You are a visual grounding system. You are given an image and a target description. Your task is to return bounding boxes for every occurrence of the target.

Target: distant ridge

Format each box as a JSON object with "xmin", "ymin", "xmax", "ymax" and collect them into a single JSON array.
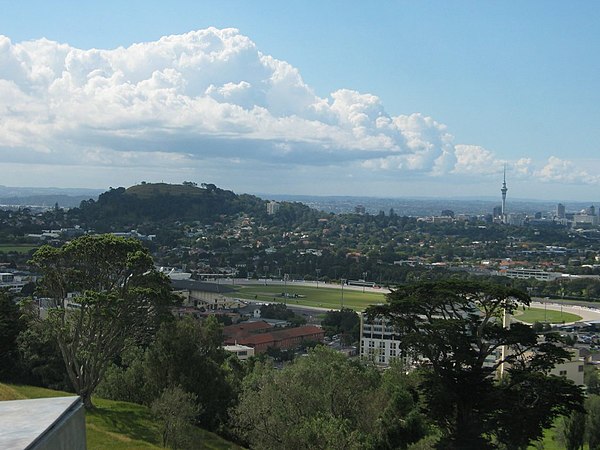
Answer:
[{"xmin": 0, "ymin": 185, "xmax": 103, "ymax": 197}]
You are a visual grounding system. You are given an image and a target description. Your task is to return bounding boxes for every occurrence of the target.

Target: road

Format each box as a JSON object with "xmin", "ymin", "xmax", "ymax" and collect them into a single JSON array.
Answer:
[{"xmin": 226, "ymin": 278, "xmax": 391, "ymax": 294}]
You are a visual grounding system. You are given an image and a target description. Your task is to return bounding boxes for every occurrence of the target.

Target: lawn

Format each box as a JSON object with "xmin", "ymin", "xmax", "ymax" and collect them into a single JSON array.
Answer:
[
  {"xmin": 0, "ymin": 244, "xmax": 39, "ymax": 254},
  {"xmin": 228, "ymin": 284, "xmax": 387, "ymax": 311},
  {"xmin": 514, "ymin": 307, "xmax": 582, "ymax": 324},
  {"xmin": 0, "ymin": 383, "xmax": 241, "ymax": 450}
]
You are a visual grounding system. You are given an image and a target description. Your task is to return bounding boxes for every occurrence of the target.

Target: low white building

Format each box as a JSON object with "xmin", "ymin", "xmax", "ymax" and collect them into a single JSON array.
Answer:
[
  {"xmin": 504, "ymin": 268, "xmax": 559, "ymax": 281},
  {"xmin": 171, "ymin": 279, "xmax": 243, "ymax": 310},
  {"xmin": 223, "ymin": 344, "xmax": 255, "ymax": 360}
]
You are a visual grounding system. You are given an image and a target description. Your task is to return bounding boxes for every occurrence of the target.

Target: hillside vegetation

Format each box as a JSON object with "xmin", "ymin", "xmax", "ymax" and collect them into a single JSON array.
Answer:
[
  {"xmin": 71, "ymin": 182, "xmax": 267, "ymax": 230},
  {"xmin": 0, "ymin": 383, "xmax": 241, "ymax": 450}
]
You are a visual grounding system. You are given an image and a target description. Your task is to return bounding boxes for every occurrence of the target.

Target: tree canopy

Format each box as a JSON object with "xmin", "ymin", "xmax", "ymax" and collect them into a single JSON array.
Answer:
[
  {"xmin": 232, "ymin": 346, "xmax": 427, "ymax": 450},
  {"xmin": 28, "ymin": 234, "xmax": 175, "ymax": 408},
  {"xmin": 366, "ymin": 279, "xmax": 583, "ymax": 449}
]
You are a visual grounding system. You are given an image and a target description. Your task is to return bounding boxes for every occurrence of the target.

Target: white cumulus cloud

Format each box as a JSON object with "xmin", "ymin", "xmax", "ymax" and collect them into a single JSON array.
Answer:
[
  {"xmin": 2, "ymin": 26, "xmax": 593, "ymax": 192},
  {"xmin": 535, "ymin": 156, "xmax": 600, "ymax": 185}
]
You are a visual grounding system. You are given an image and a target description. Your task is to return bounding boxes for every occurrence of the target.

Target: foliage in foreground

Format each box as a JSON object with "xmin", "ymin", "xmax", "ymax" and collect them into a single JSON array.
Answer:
[
  {"xmin": 151, "ymin": 386, "xmax": 200, "ymax": 449},
  {"xmin": 27, "ymin": 234, "xmax": 176, "ymax": 408},
  {"xmin": 367, "ymin": 280, "xmax": 584, "ymax": 449},
  {"xmin": 97, "ymin": 316, "xmax": 243, "ymax": 433},
  {"xmin": 232, "ymin": 346, "xmax": 427, "ymax": 450}
]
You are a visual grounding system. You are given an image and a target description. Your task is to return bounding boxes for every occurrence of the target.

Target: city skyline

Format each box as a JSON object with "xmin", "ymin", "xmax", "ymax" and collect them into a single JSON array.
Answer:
[{"xmin": 1, "ymin": 2, "xmax": 600, "ymax": 201}]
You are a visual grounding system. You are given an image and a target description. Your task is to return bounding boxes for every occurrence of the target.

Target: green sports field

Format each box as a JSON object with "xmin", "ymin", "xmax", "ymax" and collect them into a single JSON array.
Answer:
[
  {"xmin": 513, "ymin": 307, "xmax": 581, "ymax": 324},
  {"xmin": 229, "ymin": 284, "xmax": 387, "ymax": 311},
  {"xmin": 0, "ymin": 244, "xmax": 39, "ymax": 254},
  {"xmin": 228, "ymin": 285, "xmax": 587, "ymax": 324}
]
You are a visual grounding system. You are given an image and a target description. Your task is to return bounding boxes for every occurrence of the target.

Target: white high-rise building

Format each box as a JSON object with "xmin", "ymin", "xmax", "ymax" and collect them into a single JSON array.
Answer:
[
  {"xmin": 266, "ymin": 201, "xmax": 280, "ymax": 215},
  {"xmin": 359, "ymin": 314, "xmax": 410, "ymax": 366}
]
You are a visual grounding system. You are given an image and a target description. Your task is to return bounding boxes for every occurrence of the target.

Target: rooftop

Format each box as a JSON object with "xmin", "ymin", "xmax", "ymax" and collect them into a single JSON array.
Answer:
[{"xmin": 0, "ymin": 396, "xmax": 83, "ymax": 449}]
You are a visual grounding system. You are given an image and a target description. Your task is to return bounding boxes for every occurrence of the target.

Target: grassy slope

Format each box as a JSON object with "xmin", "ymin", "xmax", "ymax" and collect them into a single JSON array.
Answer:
[{"xmin": 0, "ymin": 384, "xmax": 241, "ymax": 450}]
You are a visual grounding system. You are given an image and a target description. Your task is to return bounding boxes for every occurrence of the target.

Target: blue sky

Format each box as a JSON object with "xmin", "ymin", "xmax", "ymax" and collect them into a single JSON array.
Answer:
[{"xmin": 1, "ymin": 1, "xmax": 599, "ymax": 201}]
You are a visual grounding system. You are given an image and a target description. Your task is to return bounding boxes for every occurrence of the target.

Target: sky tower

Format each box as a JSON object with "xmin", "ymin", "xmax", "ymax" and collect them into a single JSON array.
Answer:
[{"xmin": 501, "ymin": 165, "xmax": 508, "ymax": 218}]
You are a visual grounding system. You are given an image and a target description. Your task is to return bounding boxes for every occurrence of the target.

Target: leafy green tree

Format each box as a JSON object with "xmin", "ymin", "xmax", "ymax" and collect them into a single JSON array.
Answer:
[
  {"xmin": 494, "ymin": 371, "xmax": 583, "ymax": 449},
  {"xmin": 151, "ymin": 385, "xmax": 199, "ymax": 449},
  {"xmin": 16, "ymin": 320, "xmax": 71, "ymax": 390},
  {"xmin": 232, "ymin": 346, "xmax": 426, "ymax": 450},
  {"xmin": 95, "ymin": 344, "xmax": 152, "ymax": 405},
  {"xmin": 585, "ymin": 365, "xmax": 600, "ymax": 395},
  {"xmin": 557, "ymin": 410, "xmax": 585, "ymax": 450},
  {"xmin": 28, "ymin": 234, "xmax": 175, "ymax": 408},
  {"xmin": 373, "ymin": 362, "xmax": 429, "ymax": 449},
  {"xmin": 260, "ymin": 303, "xmax": 306, "ymax": 325},
  {"xmin": 0, "ymin": 292, "xmax": 24, "ymax": 381},
  {"xmin": 321, "ymin": 308, "xmax": 360, "ymax": 344},
  {"xmin": 143, "ymin": 316, "xmax": 236, "ymax": 431},
  {"xmin": 586, "ymin": 395, "xmax": 600, "ymax": 450},
  {"xmin": 366, "ymin": 280, "xmax": 583, "ymax": 449}
]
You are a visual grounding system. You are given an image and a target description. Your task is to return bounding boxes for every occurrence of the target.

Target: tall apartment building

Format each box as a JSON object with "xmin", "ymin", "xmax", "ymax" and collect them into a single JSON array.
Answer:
[
  {"xmin": 359, "ymin": 314, "xmax": 409, "ymax": 366},
  {"xmin": 266, "ymin": 201, "xmax": 280, "ymax": 215}
]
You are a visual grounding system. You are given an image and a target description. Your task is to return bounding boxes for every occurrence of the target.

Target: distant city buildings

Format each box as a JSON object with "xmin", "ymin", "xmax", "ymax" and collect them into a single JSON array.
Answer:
[
  {"xmin": 573, "ymin": 206, "xmax": 598, "ymax": 227},
  {"xmin": 493, "ymin": 205, "xmax": 502, "ymax": 221},
  {"xmin": 354, "ymin": 204, "xmax": 366, "ymax": 215},
  {"xmin": 557, "ymin": 203, "xmax": 566, "ymax": 219},
  {"xmin": 266, "ymin": 201, "xmax": 280, "ymax": 215}
]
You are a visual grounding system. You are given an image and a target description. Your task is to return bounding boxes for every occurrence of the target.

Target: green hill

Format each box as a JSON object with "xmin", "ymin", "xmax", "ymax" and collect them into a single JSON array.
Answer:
[
  {"xmin": 0, "ymin": 383, "xmax": 241, "ymax": 450},
  {"xmin": 70, "ymin": 182, "xmax": 267, "ymax": 230}
]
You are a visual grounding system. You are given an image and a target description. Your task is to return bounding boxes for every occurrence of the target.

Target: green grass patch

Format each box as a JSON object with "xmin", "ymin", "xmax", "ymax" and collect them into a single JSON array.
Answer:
[
  {"xmin": 229, "ymin": 284, "xmax": 386, "ymax": 311},
  {"xmin": 514, "ymin": 307, "xmax": 582, "ymax": 324},
  {"xmin": 0, "ymin": 244, "xmax": 39, "ymax": 254},
  {"xmin": 0, "ymin": 383, "xmax": 241, "ymax": 449}
]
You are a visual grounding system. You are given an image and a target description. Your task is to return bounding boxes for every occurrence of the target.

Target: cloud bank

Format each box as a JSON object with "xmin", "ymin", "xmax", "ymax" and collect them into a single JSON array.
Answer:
[{"xmin": 0, "ymin": 28, "xmax": 595, "ymax": 191}]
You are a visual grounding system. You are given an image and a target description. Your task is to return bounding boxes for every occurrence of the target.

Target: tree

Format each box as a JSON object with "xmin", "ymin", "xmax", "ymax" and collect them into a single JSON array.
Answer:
[
  {"xmin": 321, "ymin": 308, "xmax": 360, "ymax": 344},
  {"xmin": 260, "ymin": 303, "xmax": 306, "ymax": 326},
  {"xmin": 585, "ymin": 365, "xmax": 600, "ymax": 395},
  {"xmin": 366, "ymin": 280, "xmax": 583, "ymax": 449},
  {"xmin": 151, "ymin": 386, "xmax": 199, "ymax": 449},
  {"xmin": 0, "ymin": 292, "xmax": 24, "ymax": 381},
  {"xmin": 557, "ymin": 410, "xmax": 585, "ymax": 450},
  {"xmin": 232, "ymin": 346, "xmax": 426, "ymax": 449},
  {"xmin": 143, "ymin": 316, "xmax": 236, "ymax": 430},
  {"xmin": 29, "ymin": 234, "xmax": 175, "ymax": 408},
  {"xmin": 586, "ymin": 395, "xmax": 600, "ymax": 450}
]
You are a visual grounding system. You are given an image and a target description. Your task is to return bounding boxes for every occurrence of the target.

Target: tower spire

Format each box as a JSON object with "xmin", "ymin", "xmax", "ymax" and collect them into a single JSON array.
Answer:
[{"xmin": 501, "ymin": 164, "xmax": 508, "ymax": 220}]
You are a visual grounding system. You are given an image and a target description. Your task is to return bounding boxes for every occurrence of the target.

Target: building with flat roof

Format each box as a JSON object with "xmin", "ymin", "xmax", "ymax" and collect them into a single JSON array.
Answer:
[
  {"xmin": 360, "ymin": 314, "xmax": 411, "ymax": 366},
  {"xmin": 223, "ymin": 344, "xmax": 255, "ymax": 360},
  {"xmin": 0, "ymin": 396, "xmax": 86, "ymax": 450}
]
